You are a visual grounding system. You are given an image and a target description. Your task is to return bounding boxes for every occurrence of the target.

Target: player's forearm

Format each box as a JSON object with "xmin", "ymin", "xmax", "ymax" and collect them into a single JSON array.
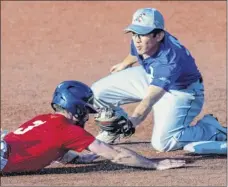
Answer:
[
  {"xmin": 130, "ymin": 86, "xmax": 165, "ymax": 127},
  {"xmin": 122, "ymin": 54, "xmax": 138, "ymax": 66},
  {"xmin": 88, "ymin": 140, "xmax": 185, "ymax": 170},
  {"xmin": 88, "ymin": 139, "xmax": 123, "ymax": 160},
  {"xmin": 130, "ymin": 96, "xmax": 156, "ymax": 127},
  {"xmin": 111, "ymin": 146, "xmax": 157, "ymax": 169},
  {"xmin": 89, "ymin": 140, "xmax": 157, "ymax": 169}
]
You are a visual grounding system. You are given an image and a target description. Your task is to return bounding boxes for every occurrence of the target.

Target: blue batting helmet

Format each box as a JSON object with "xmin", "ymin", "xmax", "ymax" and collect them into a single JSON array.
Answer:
[{"xmin": 51, "ymin": 80, "xmax": 97, "ymax": 124}]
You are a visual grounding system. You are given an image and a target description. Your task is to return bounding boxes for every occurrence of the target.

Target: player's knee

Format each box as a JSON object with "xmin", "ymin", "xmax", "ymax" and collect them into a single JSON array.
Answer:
[
  {"xmin": 152, "ymin": 138, "xmax": 183, "ymax": 152},
  {"xmin": 151, "ymin": 140, "xmax": 168, "ymax": 152},
  {"xmin": 91, "ymin": 81, "xmax": 105, "ymax": 99},
  {"xmin": 151, "ymin": 136, "xmax": 178, "ymax": 152}
]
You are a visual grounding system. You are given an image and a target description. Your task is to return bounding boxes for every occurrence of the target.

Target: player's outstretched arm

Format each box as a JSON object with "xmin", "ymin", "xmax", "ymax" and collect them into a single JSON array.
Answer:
[
  {"xmin": 88, "ymin": 139, "xmax": 185, "ymax": 170},
  {"xmin": 58, "ymin": 150, "xmax": 99, "ymax": 164},
  {"xmin": 121, "ymin": 53, "xmax": 138, "ymax": 66},
  {"xmin": 110, "ymin": 54, "xmax": 138, "ymax": 73},
  {"xmin": 130, "ymin": 85, "xmax": 166, "ymax": 128}
]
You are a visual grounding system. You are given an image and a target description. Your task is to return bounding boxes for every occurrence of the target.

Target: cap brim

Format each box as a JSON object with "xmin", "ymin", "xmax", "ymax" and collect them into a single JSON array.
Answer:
[
  {"xmin": 124, "ymin": 24, "xmax": 154, "ymax": 35},
  {"xmin": 86, "ymin": 103, "xmax": 98, "ymax": 113}
]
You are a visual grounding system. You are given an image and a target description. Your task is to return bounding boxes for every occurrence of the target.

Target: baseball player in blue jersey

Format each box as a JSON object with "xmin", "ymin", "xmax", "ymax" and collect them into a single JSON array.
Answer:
[{"xmin": 92, "ymin": 8, "xmax": 227, "ymax": 154}]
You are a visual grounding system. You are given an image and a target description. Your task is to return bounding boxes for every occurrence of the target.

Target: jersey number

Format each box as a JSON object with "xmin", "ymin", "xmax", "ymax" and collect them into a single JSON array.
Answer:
[
  {"xmin": 14, "ymin": 120, "xmax": 46, "ymax": 135},
  {"xmin": 169, "ymin": 36, "xmax": 190, "ymax": 56}
]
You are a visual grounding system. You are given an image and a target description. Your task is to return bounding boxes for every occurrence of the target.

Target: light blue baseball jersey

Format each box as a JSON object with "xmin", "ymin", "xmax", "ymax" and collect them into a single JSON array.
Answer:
[{"xmin": 130, "ymin": 32, "xmax": 202, "ymax": 91}]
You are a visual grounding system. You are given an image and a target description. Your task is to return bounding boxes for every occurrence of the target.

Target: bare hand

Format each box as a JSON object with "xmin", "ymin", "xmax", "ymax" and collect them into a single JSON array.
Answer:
[
  {"xmin": 110, "ymin": 63, "xmax": 130, "ymax": 73},
  {"xmin": 156, "ymin": 159, "xmax": 186, "ymax": 170}
]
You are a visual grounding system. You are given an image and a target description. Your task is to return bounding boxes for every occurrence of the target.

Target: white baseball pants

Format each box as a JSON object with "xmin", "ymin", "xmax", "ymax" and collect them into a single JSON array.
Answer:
[{"xmin": 91, "ymin": 66, "xmax": 225, "ymax": 152}]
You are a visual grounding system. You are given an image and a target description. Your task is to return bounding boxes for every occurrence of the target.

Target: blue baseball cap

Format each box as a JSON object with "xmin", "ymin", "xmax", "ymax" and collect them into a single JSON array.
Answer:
[{"xmin": 124, "ymin": 8, "xmax": 165, "ymax": 35}]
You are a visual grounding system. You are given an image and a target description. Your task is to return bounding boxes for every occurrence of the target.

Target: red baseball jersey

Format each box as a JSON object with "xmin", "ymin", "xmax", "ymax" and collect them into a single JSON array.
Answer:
[{"xmin": 3, "ymin": 113, "xmax": 95, "ymax": 173}]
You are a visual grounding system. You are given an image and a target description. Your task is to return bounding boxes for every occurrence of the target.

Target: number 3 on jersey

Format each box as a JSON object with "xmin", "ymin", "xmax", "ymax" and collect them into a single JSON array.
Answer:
[
  {"xmin": 169, "ymin": 36, "xmax": 190, "ymax": 56},
  {"xmin": 14, "ymin": 120, "xmax": 46, "ymax": 135}
]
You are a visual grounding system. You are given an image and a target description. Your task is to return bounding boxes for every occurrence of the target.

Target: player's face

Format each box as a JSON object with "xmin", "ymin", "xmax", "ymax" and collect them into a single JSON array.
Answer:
[
  {"xmin": 72, "ymin": 108, "xmax": 89, "ymax": 127},
  {"xmin": 132, "ymin": 32, "xmax": 163, "ymax": 57}
]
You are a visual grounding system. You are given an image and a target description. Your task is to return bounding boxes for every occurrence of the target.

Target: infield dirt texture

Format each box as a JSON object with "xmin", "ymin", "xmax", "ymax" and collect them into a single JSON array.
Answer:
[{"xmin": 1, "ymin": 1, "xmax": 227, "ymax": 186}]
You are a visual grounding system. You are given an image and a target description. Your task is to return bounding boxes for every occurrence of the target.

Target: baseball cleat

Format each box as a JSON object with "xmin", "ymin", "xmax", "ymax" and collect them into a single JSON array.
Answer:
[{"xmin": 202, "ymin": 114, "xmax": 227, "ymax": 141}]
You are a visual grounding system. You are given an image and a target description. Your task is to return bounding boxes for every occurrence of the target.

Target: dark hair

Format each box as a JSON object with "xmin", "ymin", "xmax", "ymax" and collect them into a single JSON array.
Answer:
[
  {"xmin": 150, "ymin": 29, "xmax": 164, "ymax": 37},
  {"xmin": 149, "ymin": 29, "xmax": 165, "ymax": 42}
]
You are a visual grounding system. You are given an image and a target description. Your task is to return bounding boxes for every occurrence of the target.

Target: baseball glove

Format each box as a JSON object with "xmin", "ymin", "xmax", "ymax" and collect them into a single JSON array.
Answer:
[{"xmin": 94, "ymin": 107, "xmax": 135, "ymax": 137}]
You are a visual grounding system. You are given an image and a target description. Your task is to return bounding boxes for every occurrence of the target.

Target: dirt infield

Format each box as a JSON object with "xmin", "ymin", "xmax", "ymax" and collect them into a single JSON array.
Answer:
[{"xmin": 1, "ymin": 1, "xmax": 227, "ymax": 186}]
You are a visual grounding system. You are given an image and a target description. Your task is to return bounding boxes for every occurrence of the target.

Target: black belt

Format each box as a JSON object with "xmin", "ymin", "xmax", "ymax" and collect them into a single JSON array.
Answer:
[{"xmin": 199, "ymin": 77, "xmax": 203, "ymax": 83}]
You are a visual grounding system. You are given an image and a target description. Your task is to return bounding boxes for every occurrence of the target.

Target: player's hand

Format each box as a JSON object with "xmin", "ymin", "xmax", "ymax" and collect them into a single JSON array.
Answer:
[
  {"xmin": 110, "ymin": 62, "xmax": 130, "ymax": 73},
  {"xmin": 155, "ymin": 159, "xmax": 186, "ymax": 170}
]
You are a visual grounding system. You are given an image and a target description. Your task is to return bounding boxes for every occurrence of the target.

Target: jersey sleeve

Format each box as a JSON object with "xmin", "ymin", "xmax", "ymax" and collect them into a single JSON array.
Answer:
[
  {"xmin": 149, "ymin": 55, "xmax": 182, "ymax": 91},
  {"xmin": 130, "ymin": 40, "xmax": 138, "ymax": 56},
  {"xmin": 62, "ymin": 125, "xmax": 95, "ymax": 152}
]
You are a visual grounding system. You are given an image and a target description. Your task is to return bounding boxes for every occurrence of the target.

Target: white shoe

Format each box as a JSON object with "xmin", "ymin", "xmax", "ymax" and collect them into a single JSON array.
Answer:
[
  {"xmin": 201, "ymin": 114, "xmax": 227, "ymax": 141},
  {"xmin": 96, "ymin": 131, "xmax": 120, "ymax": 144}
]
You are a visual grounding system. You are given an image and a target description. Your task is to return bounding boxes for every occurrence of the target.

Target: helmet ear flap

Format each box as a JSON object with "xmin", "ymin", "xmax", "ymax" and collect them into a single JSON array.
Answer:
[
  {"xmin": 74, "ymin": 105, "xmax": 88, "ymax": 127},
  {"xmin": 74, "ymin": 106, "xmax": 84, "ymax": 118}
]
